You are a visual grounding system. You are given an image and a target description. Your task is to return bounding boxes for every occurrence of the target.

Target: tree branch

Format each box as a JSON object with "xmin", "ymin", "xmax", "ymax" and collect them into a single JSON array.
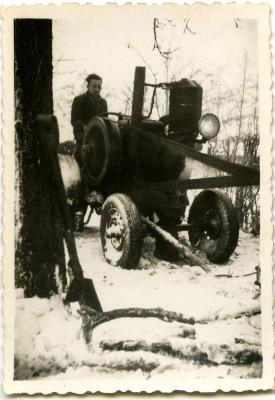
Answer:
[
  {"xmin": 153, "ymin": 18, "xmax": 171, "ymax": 60},
  {"xmin": 79, "ymin": 306, "xmax": 195, "ymax": 343},
  {"xmin": 196, "ymin": 305, "xmax": 261, "ymax": 325},
  {"xmin": 183, "ymin": 18, "xmax": 196, "ymax": 35},
  {"xmin": 78, "ymin": 304, "xmax": 261, "ymax": 344}
]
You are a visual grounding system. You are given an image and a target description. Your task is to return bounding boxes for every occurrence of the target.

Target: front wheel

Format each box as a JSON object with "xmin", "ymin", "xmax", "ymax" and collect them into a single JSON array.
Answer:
[
  {"xmin": 188, "ymin": 190, "xmax": 239, "ymax": 263},
  {"xmin": 100, "ymin": 193, "xmax": 143, "ymax": 269}
]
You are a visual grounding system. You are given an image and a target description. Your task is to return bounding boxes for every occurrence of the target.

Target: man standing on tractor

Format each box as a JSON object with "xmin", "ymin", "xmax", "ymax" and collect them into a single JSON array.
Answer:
[{"xmin": 71, "ymin": 74, "xmax": 108, "ymax": 210}]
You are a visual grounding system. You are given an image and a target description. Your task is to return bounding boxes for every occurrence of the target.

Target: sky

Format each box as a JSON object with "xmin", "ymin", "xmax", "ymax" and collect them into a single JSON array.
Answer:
[{"xmin": 53, "ymin": 9, "xmax": 258, "ymax": 141}]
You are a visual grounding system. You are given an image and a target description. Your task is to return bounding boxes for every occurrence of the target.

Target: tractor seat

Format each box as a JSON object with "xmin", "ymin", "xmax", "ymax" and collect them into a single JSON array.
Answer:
[{"xmin": 140, "ymin": 119, "xmax": 165, "ymax": 135}]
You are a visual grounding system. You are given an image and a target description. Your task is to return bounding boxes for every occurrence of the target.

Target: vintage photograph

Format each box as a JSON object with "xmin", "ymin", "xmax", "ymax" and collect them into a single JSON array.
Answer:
[{"xmin": 3, "ymin": 3, "xmax": 273, "ymax": 394}]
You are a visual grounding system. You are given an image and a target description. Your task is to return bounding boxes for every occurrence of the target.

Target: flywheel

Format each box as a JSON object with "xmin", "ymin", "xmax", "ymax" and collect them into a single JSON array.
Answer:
[{"xmin": 82, "ymin": 117, "xmax": 122, "ymax": 185}]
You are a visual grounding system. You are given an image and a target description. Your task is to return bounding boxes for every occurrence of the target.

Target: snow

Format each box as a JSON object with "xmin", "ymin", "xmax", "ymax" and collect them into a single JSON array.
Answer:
[
  {"xmin": 14, "ymin": 213, "xmax": 261, "ymax": 383},
  {"xmin": 58, "ymin": 154, "xmax": 81, "ymax": 195}
]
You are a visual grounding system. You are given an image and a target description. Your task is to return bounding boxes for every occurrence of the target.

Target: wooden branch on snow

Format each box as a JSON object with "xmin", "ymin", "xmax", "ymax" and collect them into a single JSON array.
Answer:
[
  {"xmin": 141, "ymin": 216, "xmax": 209, "ymax": 271},
  {"xmin": 78, "ymin": 305, "xmax": 195, "ymax": 343},
  {"xmin": 219, "ymin": 306, "xmax": 261, "ymax": 321},
  {"xmin": 196, "ymin": 306, "xmax": 261, "ymax": 324},
  {"xmin": 78, "ymin": 304, "xmax": 260, "ymax": 344}
]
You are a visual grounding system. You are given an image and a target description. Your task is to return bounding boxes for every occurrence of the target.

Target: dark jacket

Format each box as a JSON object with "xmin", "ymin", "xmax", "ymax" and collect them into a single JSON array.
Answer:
[{"xmin": 71, "ymin": 91, "xmax": 108, "ymax": 143}]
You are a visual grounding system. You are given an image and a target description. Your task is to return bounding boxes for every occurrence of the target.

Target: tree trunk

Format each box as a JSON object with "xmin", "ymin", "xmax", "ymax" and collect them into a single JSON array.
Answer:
[{"xmin": 14, "ymin": 19, "xmax": 66, "ymax": 297}]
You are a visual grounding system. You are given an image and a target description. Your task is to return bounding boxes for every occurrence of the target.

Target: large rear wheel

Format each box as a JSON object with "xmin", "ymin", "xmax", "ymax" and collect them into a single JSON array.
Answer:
[
  {"xmin": 188, "ymin": 190, "xmax": 239, "ymax": 263},
  {"xmin": 100, "ymin": 194, "xmax": 142, "ymax": 269}
]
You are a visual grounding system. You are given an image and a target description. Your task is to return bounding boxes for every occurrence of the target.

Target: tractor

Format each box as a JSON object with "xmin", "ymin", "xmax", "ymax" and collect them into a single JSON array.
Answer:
[{"xmin": 59, "ymin": 66, "xmax": 259, "ymax": 269}]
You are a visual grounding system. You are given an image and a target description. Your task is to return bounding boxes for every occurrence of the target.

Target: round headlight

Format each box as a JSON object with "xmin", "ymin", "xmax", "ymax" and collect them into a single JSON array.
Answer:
[{"xmin": 199, "ymin": 113, "xmax": 220, "ymax": 139}]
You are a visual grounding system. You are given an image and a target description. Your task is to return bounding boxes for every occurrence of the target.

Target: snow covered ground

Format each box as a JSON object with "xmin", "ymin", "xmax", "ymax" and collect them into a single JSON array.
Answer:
[{"xmin": 14, "ymin": 213, "xmax": 261, "ymax": 383}]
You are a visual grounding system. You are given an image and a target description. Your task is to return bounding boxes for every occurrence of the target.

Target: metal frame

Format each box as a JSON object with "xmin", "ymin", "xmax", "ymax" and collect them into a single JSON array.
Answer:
[
  {"xmin": 122, "ymin": 66, "xmax": 260, "ymax": 194},
  {"xmin": 111, "ymin": 126, "xmax": 260, "ymax": 194}
]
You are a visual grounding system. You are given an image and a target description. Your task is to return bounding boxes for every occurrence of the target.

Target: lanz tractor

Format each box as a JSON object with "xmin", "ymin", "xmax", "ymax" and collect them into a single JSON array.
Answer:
[{"xmin": 62, "ymin": 66, "xmax": 260, "ymax": 269}]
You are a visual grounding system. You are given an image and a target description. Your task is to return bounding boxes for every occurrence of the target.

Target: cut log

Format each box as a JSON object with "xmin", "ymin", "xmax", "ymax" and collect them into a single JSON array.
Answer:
[
  {"xmin": 141, "ymin": 216, "xmax": 209, "ymax": 271},
  {"xmin": 78, "ymin": 305, "xmax": 195, "ymax": 343}
]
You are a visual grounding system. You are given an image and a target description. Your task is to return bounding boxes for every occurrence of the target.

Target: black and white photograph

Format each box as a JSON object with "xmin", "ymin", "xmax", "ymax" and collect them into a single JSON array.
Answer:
[{"xmin": 2, "ymin": 3, "xmax": 273, "ymax": 394}]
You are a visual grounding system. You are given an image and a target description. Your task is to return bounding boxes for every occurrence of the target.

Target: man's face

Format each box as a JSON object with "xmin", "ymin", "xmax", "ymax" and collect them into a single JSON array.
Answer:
[{"xmin": 87, "ymin": 79, "xmax": 102, "ymax": 96}]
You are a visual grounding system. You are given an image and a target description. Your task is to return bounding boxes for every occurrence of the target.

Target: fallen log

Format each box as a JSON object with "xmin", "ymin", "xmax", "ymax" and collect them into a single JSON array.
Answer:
[
  {"xmin": 99, "ymin": 339, "xmax": 262, "ymax": 366},
  {"xmin": 141, "ymin": 216, "xmax": 209, "ymax": 271},
  {"xmin": 99, "ymin": 339, "xmax": 213, "ymax": 364},
  {"xmin": 78, "ymin": 305, "xmax": 195, "ymax": 343}
]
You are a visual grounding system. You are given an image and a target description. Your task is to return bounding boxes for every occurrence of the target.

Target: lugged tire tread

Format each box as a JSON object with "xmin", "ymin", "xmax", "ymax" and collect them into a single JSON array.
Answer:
[
  {"xmin": 188, "ymin": 190, "xmax": 239, "ymax": 263},
  {"xmin": 100, "ymin": 193, "xmax": 142, "ymax": 269}
]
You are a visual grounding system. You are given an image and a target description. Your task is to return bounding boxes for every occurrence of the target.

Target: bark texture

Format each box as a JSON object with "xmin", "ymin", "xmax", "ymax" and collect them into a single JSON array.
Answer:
[{"xmin": 15, "ymin": 19, "xmax": 66, "ymax": 297}]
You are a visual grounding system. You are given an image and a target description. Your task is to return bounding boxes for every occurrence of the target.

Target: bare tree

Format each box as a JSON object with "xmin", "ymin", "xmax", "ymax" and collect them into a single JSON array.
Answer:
[{"xmin": 204, "ymin": 55, "xmax": 259, "ymax": 234}]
